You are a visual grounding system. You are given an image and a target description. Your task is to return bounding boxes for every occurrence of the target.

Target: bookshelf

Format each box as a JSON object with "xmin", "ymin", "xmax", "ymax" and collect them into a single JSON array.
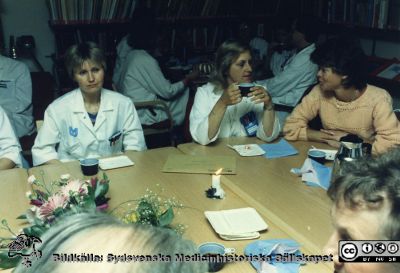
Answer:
[
  {"xmin": 47, "ymin": 0, "xmax": 400, "ymax": 92},
  {"xmin": 47, "ymin": 0, "xmax": 284, "ymax": 91}
]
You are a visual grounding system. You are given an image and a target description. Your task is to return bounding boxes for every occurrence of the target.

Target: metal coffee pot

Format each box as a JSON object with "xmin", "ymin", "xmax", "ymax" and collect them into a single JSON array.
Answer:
[{"xmin": 331, "ymin": 134, "xmax": 372, "ymax": 181}]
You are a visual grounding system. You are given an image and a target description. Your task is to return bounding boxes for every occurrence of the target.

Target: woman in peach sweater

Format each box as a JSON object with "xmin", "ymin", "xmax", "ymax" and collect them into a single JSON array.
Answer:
[{"xmin": 283, "ymin": 36, "xmax": 400, "ymax": 154}]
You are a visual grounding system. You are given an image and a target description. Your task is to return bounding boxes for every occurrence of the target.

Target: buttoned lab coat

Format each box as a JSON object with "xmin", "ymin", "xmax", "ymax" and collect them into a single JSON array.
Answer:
[
  {"xmin": 189, "ymin": 83, "xmax": 280, "ymax": 145},
  {"xmin": 32, "ymin": 89, "xmax": 146, "ymax": 166},
  {"xmin": 0, "ymin": 55, "xmax": 35, "ymax": 138},
  {"xmin": 0, "ymin": 106, "xmax": 22, "ymax": 167}
]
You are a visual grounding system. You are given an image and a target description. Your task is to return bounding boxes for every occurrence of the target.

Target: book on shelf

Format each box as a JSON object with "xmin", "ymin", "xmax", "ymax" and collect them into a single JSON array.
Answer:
[{"xmin": 327, "ymin": 0, "xmax": 392, "ymax": 29}]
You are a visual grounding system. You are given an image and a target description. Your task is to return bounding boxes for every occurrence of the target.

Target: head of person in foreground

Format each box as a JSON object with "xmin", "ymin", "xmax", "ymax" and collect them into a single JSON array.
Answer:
[
  {"xmin": 324, "ymin": 147, "xmax": 400, "ymax": 273},
  {"xmin": 14, "ymin": 212, "xmax": 206, "ymax": 273}
]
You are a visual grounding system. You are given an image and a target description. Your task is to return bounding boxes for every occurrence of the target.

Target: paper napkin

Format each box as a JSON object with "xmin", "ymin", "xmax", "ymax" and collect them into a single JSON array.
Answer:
[
  {"xmin": 260, "ymin": 139, "xmax": 298, "ymax": 159},
  {"xmin": 99, "ymin": 155, "xmax": 134, "ymax": 170},
  {"xmin": 245, "ymin": 239, "xmax": 302, "ymax": 273},
  {"xmin": 227, "ymin": 144, "xmax": 266, "ymax": 157},
  {"xmin": 204, "ymin": 208, "xmax": 268, "ymax": 240},
  {"xmin": 291, "ymin": 158, "xmax": 332, "ymax": 190}
]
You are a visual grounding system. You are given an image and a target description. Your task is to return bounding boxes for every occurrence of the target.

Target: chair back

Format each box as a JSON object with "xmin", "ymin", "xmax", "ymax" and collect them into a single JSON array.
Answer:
[{"xmin": 134, "ymin": 100, "xmax": 175, "ymax": 146}]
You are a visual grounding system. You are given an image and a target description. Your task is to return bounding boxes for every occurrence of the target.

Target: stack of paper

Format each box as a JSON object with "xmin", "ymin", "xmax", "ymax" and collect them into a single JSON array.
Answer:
[{"xmin": 205, "ymin": 208, "xmax": 268, "ymax": 240}]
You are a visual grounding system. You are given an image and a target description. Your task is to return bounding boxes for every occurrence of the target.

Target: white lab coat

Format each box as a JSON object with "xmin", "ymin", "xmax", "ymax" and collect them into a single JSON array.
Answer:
[
  {"xmin": 0, "ymin": 55, "xmax": 35, "ymax": 138},
  {"xmin": 189, "ymin": 83, "xmax": 280, "ymax": 145},
  {"xmin": 115, "ymin": 49, "xmax": 188, "ymax": 126},
  {"xmin": 257, "ymin": 44, "xmax": 318, "ymax": 107},
  {"xmin": 0, "ymin": 106, "xmax": 22, "ymax": 167},
  {"xmin": 32, "ymin": 89, "xmax": 146, "ymax": 166}
]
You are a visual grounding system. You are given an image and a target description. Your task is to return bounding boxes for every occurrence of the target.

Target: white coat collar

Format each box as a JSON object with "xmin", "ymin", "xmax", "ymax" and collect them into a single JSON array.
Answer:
[
  {"xmin": 71, "ymin": 89, "xmax": 114, "ymax": 112},
  {"xmin": 71, "ymin": 88, "xmax": 113, "ymax": 132}
]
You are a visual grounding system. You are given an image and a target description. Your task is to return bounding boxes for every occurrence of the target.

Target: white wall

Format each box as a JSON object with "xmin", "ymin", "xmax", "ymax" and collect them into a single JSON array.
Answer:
[{"xmin": 1, "ymin": 0, "xmax": 55, "ymax": 72}]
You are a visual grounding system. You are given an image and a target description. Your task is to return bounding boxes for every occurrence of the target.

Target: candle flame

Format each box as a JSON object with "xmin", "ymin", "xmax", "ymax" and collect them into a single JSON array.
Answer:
[{"xmin": 215, "ymin": 168, "xmax": 223, "ymax": 175}]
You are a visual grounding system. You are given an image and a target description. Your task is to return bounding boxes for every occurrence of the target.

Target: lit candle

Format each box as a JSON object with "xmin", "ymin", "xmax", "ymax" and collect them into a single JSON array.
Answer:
[
  {"xmin": 212, "ymin": 168, "xmax": 225, "ymax": 198},
  {"xmin": 212, "ymin": 168, "xmax": 223, "ymax": 188}
]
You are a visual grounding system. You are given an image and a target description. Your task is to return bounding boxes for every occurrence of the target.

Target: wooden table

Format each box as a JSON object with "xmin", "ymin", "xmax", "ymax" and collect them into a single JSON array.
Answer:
[
  {"xmin": 26, "ymin": 147, "xmax": 331, "ymax": 272},
  {"xmin": 178, "ymin": 138, "xmax": 334, "ymax": 257},
  {"xmin": 0, "ymin": 168, "xmax": 30, "ymax": 238}
]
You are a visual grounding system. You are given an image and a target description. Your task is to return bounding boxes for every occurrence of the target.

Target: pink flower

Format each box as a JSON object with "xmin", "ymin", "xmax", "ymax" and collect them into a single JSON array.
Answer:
[
  {"xmin": 96, "ymin": 203, "xmax": 109, "ymax": 211},
  {"xmin": 60, "ymin": 179, "xmax": 88, "ymax": 197},
  {"xmin": 90, "ymin": 177, "xmax": 97, "ymax": 189},
  {"xmin": 39, "ymin": 194, "xmax": 68, "ymax": 219}
]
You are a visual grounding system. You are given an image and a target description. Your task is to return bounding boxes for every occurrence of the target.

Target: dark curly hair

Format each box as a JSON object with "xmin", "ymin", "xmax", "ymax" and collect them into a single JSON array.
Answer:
[{"xmin": 311, "ymin": 35, "xmax": 368, "ymax": 90}]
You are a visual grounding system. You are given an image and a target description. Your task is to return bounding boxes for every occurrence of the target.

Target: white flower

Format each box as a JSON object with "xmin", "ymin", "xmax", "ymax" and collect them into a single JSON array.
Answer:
[
  {"xmin": 27, "ymin": 175, "xmax": 37, "ymax": 184},
  {"xmin": 25, "ymin": 191, "xmax": 32, "ymax": 198},
  {"xmin": 60, "ymin": 174, "xmax": 71, "ymax": 180}
]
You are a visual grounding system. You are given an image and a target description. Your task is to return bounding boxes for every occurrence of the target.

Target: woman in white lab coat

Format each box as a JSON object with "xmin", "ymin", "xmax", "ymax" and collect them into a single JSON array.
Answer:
[
  {"xmin": 32, "ymin": 42, "xmax": 146, "ymax": 166},
  {"xmin": 0, "ymin": 105, "xmax": 22, "ymax": 169},
  {"xmin": 190, "ymin": 40, "xmax": 280, "ymax": 145}
]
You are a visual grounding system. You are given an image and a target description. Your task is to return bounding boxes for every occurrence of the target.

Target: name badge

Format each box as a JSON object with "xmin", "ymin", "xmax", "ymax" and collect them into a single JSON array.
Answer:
[{"xmin": 240, "ymin": 111, "xmax": 258, "ymax": 137}]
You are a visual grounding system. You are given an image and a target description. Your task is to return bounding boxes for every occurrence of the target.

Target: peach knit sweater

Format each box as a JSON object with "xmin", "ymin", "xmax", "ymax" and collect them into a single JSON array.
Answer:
[{"xmin": 283, "ymin": 84, "xmax": 400, "ymax": 154}]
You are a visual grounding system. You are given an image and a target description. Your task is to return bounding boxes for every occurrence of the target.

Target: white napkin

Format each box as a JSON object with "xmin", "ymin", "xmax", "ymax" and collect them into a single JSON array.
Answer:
[
  {"xmin": 205, "ymin": 208, "xmax": 268, "ymax": 240},
  {"xmin": 99, "ymin": 155, "xmax": 134, "ymax": 170},
  {"xmin": 227, "ymin": 144, "xmax": 265, "ymax": 157}
]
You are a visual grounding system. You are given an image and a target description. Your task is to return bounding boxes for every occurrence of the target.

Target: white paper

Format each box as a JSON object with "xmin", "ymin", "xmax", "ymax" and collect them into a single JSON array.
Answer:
[
  {"xmin": 227, "ymin": 144, "xmax": 265, "ymax": 157},
  {"xmin": 99, "ymin": 155, "xmax": 134, "ymax": 170}
]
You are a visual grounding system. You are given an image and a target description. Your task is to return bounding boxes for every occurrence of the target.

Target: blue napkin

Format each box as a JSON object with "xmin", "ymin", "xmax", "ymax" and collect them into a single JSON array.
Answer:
[
  {"xmin": 244, "ymin": 239, "xmax": 302, "ymax": 273},
  {"xmin": 305, "ymin": 160, "xmax": 332, "ymax": 190},
  {"xmin": 291, "ymin": 159, "xmax": 332, "ymax": 190},
  {"xmin": 260, "ymin": 139, "xmax": 299, "ymax": 159}
]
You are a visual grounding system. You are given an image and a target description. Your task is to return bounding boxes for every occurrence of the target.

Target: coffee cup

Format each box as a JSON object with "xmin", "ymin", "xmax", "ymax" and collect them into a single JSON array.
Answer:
[
  {"xmin": 238, "ymin": 83, "xmax": 255, "ymax": 97},
  {"xmin": 80, "ymin": 158, "xmax": 99, "ymax": 176},
  {"xmin": 308, "ymin": 150, "xmax": 326, "ymax": 164},
  {"xmin": 198, "ymin": 242, "xmax": 235, "ymax": 272}
]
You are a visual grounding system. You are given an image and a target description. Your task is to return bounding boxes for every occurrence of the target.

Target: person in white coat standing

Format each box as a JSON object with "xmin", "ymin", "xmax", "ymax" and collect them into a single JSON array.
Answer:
[
  {"xmin": 190, "ymin": 40, "xmax": 280, "ymax": 145},
  {"xmin": 0, "ymin": 105, "xmax": 22, "ymax": 169},
  {"xmin": 32, "ymin": 42, "xmax": 146, "ymax": 166}
]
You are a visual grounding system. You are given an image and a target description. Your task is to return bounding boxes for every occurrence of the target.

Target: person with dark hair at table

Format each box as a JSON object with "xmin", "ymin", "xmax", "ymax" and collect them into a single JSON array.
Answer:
[
  {"xmin": 324, "ymin": 148, "xmax": 400, "ymax": 273},
  {"xmin": 114, "ymin": 6, "xmax": 198, "ymax": 128},
  {"xmin": 14, "ymin": 212, "xmax": 206, "ymax": 273},
  {"xmin": 32, "ymin": 42, "xmax": 146, "ymax": 166},
  {"xmin": 257, "ymin": 15, "xmax": 320, "ymax": 125},
  {"xmin": 284, "ymin": 35, "xmax": 400, "ymax": 154},
  {"xmin": 190, "ymin": 40, "xmax": 280, "ymax": 145},
  {"xmin": 0, "ymin": 106, "xmax": 22, "ymax": 169}
]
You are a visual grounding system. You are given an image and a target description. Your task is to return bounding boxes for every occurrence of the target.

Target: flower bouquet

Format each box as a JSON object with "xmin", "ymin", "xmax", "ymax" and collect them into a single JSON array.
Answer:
[
  {"xmin": 0, "ymin": 172, "xmax": 110, "ymax": 269},
  {"xmin": 111, "ymin": 188, "xmax": 186, "ymax": 234}
]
